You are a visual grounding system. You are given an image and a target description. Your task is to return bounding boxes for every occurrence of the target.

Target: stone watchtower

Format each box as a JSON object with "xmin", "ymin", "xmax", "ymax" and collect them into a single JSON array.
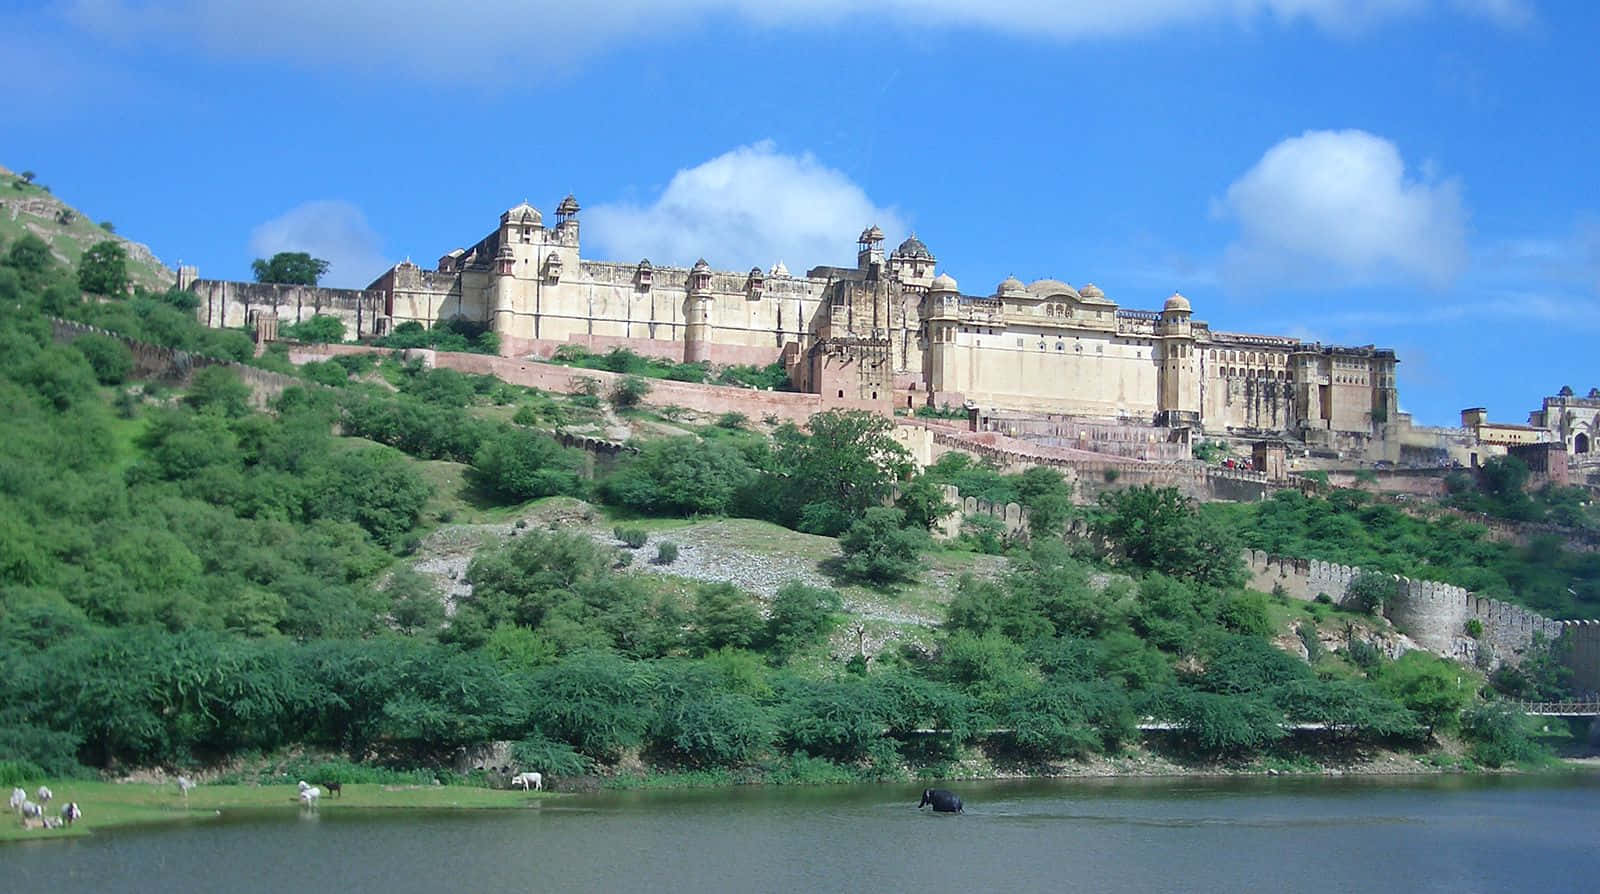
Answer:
[
  {"xmin": 684, "ymin": 259, "xmax": 713, "ymax": 364},
  {"xmin": 1155, "ymin": 292, "xmax": 1199, "ymax": 426}
]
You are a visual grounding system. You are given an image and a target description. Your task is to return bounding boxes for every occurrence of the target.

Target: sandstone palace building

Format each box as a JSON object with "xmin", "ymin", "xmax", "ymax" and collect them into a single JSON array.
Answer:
[{"xmin": 189, "ymin": 196, "xmax": 1400, "ymax": 453}]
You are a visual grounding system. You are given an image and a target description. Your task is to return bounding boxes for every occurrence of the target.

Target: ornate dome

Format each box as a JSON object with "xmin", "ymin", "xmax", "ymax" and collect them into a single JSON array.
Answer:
[
  {"xmin": 930, "ymin": 272, "xmax": 958, "ymax": 292},
  {"xmin": 770, "ymin": 260, "xmax": 789, "ymax": 277},
  {"xmin": 556, "ymin": 194, "xmax": 580, "ymax": 216},
  {"xmin": 1077, "ymin": 283, "xmax": 1112, "ymax": 305},
  {"xmin": 692, "ymin": 258, "xmax": 712, "ymax": 273},
  {"xmin": 637, "ymin": 258, "xmax": 653, "ymax": 271},
  {"xmin": 997, "ymin": 275, "xmax": 1027, "ymax": 297},
  {"xmin": 1026, "ymin": 279, "xmax": 1079, "ymax": 299},
  {"xmin": 859, "ymin": 224, "xmax": 885, "ymax": 243},
  {"xmin": 1163, "ymin": 292, "xmax": 1192, "ymax": 313},
  {"xmin": 893, "ymin": 234, "xmax": 933, "ymax": 260},
  {"xmin": 500, "ymin": 201, "xmax": 542, "ymax": 225}
]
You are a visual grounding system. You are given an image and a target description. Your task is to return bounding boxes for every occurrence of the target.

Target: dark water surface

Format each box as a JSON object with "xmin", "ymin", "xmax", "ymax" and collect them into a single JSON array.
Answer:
[{"xmin": 9, "ymin": 774, "xmax": 1599, "ymax": 893}]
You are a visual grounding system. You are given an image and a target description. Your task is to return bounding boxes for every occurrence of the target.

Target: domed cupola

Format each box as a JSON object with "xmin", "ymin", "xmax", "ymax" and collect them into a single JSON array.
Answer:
[{"xmin": 893, "ymin": 234, "xmax": 933, "ymax": 260}]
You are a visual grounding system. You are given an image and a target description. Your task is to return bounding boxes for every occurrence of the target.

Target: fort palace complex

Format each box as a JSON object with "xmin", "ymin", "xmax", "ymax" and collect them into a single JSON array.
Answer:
[{"xmin": 190, "ymin": 195, "xmax": 1402, "ymax": 454}]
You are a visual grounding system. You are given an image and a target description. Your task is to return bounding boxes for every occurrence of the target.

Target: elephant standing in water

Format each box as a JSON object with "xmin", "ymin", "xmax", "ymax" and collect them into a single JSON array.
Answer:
[{"xmin": 918, "ymin": 789, "xmax": 963, "ymax": 813}]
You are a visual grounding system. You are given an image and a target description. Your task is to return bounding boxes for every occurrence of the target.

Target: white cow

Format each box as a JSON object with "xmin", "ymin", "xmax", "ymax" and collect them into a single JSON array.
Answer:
[
  {"xmin": 36, "ymin": 785, "xmax": 52, "ymax": 807},
  {"xmin": 297, "ymin": 781, "xmax": 321, "ymax": 807},
  {"xmin": 61, "ymin": 802, "xmax": 82, "ymax": 825},
  {"xmin": 510, "ymin": 771, "xmax": 542, "ymax": 791},
  {"xmin": 9, "ymin": 787, "xmax": 26, "ymax": 811},
  {"xmin": 177, "ymin": 775, "xmax": 196, "ymax": 797},
  {"xmin": 20, "ymin": 800, "xmax": 42, "ymax": 820}
]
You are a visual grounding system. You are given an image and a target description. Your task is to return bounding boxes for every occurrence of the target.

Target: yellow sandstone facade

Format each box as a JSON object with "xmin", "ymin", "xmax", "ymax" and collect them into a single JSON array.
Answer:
[{"xmin": 219, "ymin": 197, "xmax": 1402, "ymax": 449}]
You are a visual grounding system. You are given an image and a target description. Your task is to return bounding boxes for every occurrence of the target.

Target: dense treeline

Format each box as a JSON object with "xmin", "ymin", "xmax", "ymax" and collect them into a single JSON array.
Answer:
[{"xmin": 0, "ymin": 233, "xmax": 1558, "ymax": 780}]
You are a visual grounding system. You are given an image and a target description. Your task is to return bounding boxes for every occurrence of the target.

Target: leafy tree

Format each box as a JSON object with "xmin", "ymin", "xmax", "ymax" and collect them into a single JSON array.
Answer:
[
  {"xmin": 654, "ymin": 690, "xmax": 772, "ymax": 766},
  {"xmin": 1157, "ymin": 688, "xmax": 1287, "ymax": 755},
  {"xmin": 773, "ymin": 409, "xmax": 913, "ymax": 535},
  {"xmin": 764, "ymin": 581, "xmax": 844, "ymax": 659},
  {"xmin": 78, "ymin": 240, "xmax": 129, "ymax": 296},
  {"xmin": 7, "ymin": 234, "xmax": 52, "ymax": 275},
  {"xmin": 1093, "ymin": 486, "xmax": 1244, "ymax": 588},
  {"xmin": 838, "ymin": 506, "xmax": 926, "ymax": 585},
  {"xmin": 1461, "ymin": 702, "xmax": 1547, "ymax": 767},
  {"xmin": 72, "ymin": 333, "xmax": 133, "ymax": 385},
  {"xmin": 691, "ymin": 583, "xmax": 764, "ymax": 653},
  {"xmin": 100, "ymin": 221, "xmax": 115, "ymax": 233},
  {"xmin": 528, "ymin": 652, "xmax": 657, "ymax": 760},
  {"xmin": 19, "ymin": 170, "xmax": 35, "ymax": 184},
  {"xmin": 1344, "ymin": 571, "xmax": 1397, "ymax": 614},
  {"xmin": 598, "ymin": 437, "xmax": 757, "ymax": 517},
  {"xmin": 1376, "ymin": 651, "xmax": 1475, "ymax": 734},
  {"xmin": 472, "ymin": 429, "xmax": 583, "ymax": 502},
  {"xmin": 895, "ymin": 475, "xmax": 954, "ymax": 532},
  {"xmin": 610, "ymin": 375, "xmax": 651, "ymax": 409},
  {"xmin": 184, "ymin": 365, "xmax": 254, "ymax": 417},
  {"xmin": 252, "ymin": 251, "xmax": 330, "ymax": 285},
  {"xmin": 308, "ymin": 447, "xmax": 431, "ymax": 548},
  {"xmin": 384, "ymin": 568, "xmax": 445, "ymax": 636},
  {"xmin": 1017, "ymin": 466, "xmax": 1073, "ymax": 539}
]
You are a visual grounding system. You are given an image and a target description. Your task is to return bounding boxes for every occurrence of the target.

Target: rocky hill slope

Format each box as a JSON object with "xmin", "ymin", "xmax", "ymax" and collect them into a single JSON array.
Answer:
[{"xmin": 0, "ymin": 163, "xmax": 174, "ymax": 291}]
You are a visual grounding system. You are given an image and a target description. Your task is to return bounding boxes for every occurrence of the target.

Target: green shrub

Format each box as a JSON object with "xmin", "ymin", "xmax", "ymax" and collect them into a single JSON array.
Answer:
[
  {"xmin": 1461, "ymin": 702, "xmax": 1548, "ymax": 767},
  {"xmin": 0, "ymin": 759, "xmax": 46, "ymax": 787},
  {"xmin": 1465, "ymin": 618, "xmax": 1484, "ymax": 639},
  {"xmin": 610, "ymin": 375, "xmax": 651, "ymax": 409},
  {"xmin": 654, "ymin": 541, "xmax": 679, "ymax": 565},
  {"xmin": 1298, "ymin": 622, "xmax": 1323, "ymax": 663},
  {"xmin": 1347, "ymin": 638, "xmax": 1382, "ymax": 670},
  {"xmin": 73, "ymin": 333, "xmax": 134, "ymax": 384},
  {"xmin": 838, "ymin": 506, "xmax": 925, "ymax": 585},
  {"xmin": 615, "ymin": 527, "xmax": 648, "ymax": 549},
  {"xmin": 716, "ymin": 411, "xmax": 748, "ymax": 430},
  {"xmin": 281, "ymin": 314, "xmax": 346, "ymax": 344}
]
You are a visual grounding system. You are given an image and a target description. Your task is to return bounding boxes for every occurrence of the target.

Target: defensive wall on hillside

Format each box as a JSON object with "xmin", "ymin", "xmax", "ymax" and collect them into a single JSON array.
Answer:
[
  {"xmin": 898, "ymin": 420, "xmax": 1305, "ymax": 505},
  {"xmin": 49, "ymin": 318, "xmax": 308, "ymax": 408},
  {"xmin": 1245, "ymin": 549, "xmax": 1600, "ymax": 689},
  {"xmin": 286, "ymin": 344, "xmax": 881, "ymax": 426},
  {"xmin": 189, "ymin": 278, "xmax": 387, "ymax": 339}
]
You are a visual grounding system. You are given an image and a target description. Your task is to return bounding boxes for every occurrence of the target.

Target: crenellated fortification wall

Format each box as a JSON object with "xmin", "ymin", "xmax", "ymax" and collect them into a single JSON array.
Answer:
[
  {"xmin": 931, "ymin": 484, "xmax": 1029, "ymax": 540},
  {"xmin": 1243, "ymin": 548, "xmax": 1595, "ymax": 687},
  {"xmin": 50, "ymin": 318, "xmax": 309, "ymax": 408},
  {"xmin": 191, "ymin": 279, "xmax": 387, "ymax": 338}
]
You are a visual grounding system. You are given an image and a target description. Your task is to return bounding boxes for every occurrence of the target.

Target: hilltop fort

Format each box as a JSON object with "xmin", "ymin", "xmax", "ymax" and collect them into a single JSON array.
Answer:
[{"xmin": 184, "ymin": 195, "xmax": 1403, "ymax": 457}]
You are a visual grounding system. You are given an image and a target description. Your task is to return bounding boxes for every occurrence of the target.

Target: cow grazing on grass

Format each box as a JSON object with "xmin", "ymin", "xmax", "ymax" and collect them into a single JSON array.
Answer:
[
  {"xmin": 61, "ymin": 803, "xmax": 81, "ymax": 825},
  {"xmin": 510, "ymin": 772, "xmax": 543, "ymax": 791}
]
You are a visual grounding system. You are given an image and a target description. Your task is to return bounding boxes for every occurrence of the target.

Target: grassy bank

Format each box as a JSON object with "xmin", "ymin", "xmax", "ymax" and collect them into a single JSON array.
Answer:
[{"xmin": 1, "ymin": 781, "xmax": 549, "ymax": 843}]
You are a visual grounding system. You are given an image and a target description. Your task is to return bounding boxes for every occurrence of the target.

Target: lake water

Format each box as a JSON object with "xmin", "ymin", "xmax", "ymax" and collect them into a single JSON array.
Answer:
[{"xmin": 9, "ymin": 774, "xmax": 1600, "ymax": 893}]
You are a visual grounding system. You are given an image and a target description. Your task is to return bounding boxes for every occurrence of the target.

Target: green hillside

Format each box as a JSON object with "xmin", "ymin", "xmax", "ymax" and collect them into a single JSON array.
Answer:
[{"xmin": 0, "ymin": 164, "xmax": 174, "ymax": 291}]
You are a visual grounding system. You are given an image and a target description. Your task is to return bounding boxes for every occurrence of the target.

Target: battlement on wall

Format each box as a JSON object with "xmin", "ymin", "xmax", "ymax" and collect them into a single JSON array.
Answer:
[
  {"xmin": 49, "ymin": 318, "xmax": 313, "ymax": 409},
  {"xmin": 1242, "ymin": 547, "xmax": 1588, "ymax": 684}
]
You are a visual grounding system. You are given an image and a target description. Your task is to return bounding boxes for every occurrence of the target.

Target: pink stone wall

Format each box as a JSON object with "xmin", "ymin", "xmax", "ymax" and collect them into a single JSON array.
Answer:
[
  {"xmin": 288, "ymin": 344, "xmax": 878, "ymax": 426},
  {"xmin": 499, "ymin": 333, "xmax": 785, "ymax": 369}
]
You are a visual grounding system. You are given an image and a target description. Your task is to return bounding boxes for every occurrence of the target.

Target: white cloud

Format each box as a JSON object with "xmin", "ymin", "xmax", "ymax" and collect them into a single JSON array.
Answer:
[
  {"xmin": 1216, "ymin": 129, "xmax": 1468, "ymax": 290},
  {"xmin": 248, "ymin": 200, "xmax": 389, "ymax": 288},
  {"xmin": 584, "ymin": 141, "xmax": 905, "ymax": 271},
  {"xmin": 58, "ymin": 0, "xmax": 1533, "ymax": 77}
]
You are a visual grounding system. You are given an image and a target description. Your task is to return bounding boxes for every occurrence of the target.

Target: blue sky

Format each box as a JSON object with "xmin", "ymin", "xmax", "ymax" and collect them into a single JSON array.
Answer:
[{"xmin": 5, "ymin": 0, "xmax": 1597, "ymax": 426}]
